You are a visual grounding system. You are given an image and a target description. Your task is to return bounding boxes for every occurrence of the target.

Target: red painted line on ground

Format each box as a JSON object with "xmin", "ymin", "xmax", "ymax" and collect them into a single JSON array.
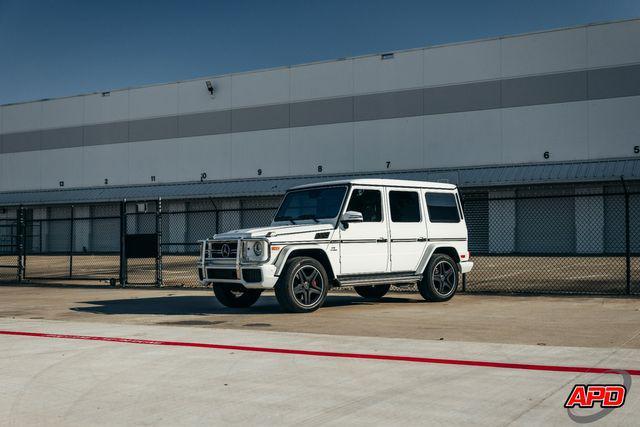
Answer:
[{"xmin": 1, "ymin": 329, "xmax": 638, "ymax": 376}]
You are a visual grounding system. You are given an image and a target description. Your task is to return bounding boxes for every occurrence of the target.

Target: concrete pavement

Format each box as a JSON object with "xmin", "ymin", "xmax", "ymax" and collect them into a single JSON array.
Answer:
[{"xmin": 1, "ymin": 286, "xmax": 639, "ymax": 425}]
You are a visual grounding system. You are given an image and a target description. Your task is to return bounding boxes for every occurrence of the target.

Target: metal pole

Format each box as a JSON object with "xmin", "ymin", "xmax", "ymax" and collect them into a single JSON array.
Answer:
[
  {"xmin": 621, "ymin": 176, "xmax": 631, "ymax": 295},
  {"xmin": 69, "ymin": 206, "xmax": 74, "ymax": 277},
  {"xmin": 156, "ymin": 198, "xmax": 163, "ymax": 287},
  {"xmin": 16, "ymin": 206, "xmax": 24, "ymax": 283},
  {"xmin": 119, "ymin": 200, "xmax": 127, "ymax": 287}
]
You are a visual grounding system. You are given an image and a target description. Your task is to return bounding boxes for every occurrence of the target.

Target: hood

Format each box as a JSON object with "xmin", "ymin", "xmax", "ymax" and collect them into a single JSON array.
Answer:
[{"xmin": 213, "ymin": 223, "xmax": 333, "ymax": 239}]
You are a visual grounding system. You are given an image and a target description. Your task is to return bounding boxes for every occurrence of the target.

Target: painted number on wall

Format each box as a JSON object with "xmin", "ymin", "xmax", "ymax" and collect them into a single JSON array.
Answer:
[
  {"xmin": 634, "ymin": 146, "xmax": 639, "ymax": 154},
  {"xmin": 543, "ymin": 151, "xmax": 550, "ymax": 160},
  {"xmin": 257, "ymin": 169, "xmax": 262, "ymax": 176}
]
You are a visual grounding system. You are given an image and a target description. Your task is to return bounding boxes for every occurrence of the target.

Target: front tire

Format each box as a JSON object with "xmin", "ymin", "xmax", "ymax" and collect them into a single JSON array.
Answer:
[
  {"xmin": 354, "ymin": 284, "xmax": 390, "ymax": 299},
  {"xmin": 214, "ymin": 285, "xmax": 262, "ymax": 308},
  {"xmin": 275, "ymin": 257, "xmax": 329, "ymax": 313},
  {"xmin": 418, "ymin": 254, "xmax": 458, "ymax": 302}
]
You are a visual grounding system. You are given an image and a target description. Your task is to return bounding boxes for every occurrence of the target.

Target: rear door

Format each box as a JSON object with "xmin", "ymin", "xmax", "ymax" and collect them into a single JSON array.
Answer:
[
  {"xmin": 339, "ymin": 186, "xmax": 389, "ymax": 274},
  {"xmin": 387, "ymin": 188, "xmax": 427, "ymax": 272}
]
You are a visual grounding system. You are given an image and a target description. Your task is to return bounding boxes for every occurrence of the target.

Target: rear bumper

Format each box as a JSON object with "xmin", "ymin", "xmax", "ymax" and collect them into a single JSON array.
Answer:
[
  {"xmin": 198, "ymin": 263, "xmax": 278, "ymax": 289},
  {"xmin": 459, "ymin": 261, "xmax": 474, "ymax": 274}
]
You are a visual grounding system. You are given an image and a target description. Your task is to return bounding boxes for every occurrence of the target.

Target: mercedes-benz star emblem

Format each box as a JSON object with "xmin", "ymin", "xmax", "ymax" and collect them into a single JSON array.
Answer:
[{"xmin": 221, "ymin": 243, "xmax": 231, "ymax": 258}]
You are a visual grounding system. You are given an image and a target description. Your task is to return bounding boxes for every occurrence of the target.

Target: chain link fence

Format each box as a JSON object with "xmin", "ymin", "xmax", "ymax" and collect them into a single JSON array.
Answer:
[{"xmin": 0, "ymin": 183, "xmax": 639, "ymax": 295}]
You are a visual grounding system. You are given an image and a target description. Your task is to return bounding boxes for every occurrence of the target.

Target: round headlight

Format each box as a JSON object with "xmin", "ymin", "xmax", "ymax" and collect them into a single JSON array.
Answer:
[{"xmin": 253, "ymin": 242, "xmax": 263, "ymax": 257}]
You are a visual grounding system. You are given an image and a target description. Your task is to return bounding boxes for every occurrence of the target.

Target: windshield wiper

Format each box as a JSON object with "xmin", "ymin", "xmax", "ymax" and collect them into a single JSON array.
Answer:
[
  {"xmin": 296, "ymin": 214, "xmax": 320, "ymax": 223},
  {"xmin": 275, "ymin": 216, "xmax": 296, "ymax": 225}
]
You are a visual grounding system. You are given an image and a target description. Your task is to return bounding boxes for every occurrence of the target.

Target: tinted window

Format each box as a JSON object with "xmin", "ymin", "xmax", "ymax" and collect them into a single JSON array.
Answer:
[
  {"xmin": 389, "ymin": 191, "xmax": 421, "ymax": 222},
  {"xmin": 275, "ymin": 186, "xmax": 347, "ymax": 221},
  {"xmin": 347, "ymin": 189, "xmax": 382, "ymax": 222},
  {"xmin": 426, "ymin": 193, "xmax": 460, "ymax": 223}
]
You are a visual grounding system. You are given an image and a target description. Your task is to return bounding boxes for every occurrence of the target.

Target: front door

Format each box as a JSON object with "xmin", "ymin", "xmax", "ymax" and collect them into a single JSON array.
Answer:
[
  {"xmin": 387, "ymin": 188, "xmax": 428, "ymax": 272},
  {"xmin": 339, "ymin": 186, "xmax": 389, "ymax": 274}
]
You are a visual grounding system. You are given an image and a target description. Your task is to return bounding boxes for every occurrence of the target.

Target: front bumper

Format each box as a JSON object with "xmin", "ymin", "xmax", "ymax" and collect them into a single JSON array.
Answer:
[{"xmin": 198, "ymin": 263, "xmax": 278, "ymax": 289}]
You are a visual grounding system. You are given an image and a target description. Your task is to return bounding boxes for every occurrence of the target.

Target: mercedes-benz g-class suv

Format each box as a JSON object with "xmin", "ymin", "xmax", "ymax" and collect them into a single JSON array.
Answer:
[{"xmin": 199, "ymin": 179, "xmax": 473, "ymax": 313}]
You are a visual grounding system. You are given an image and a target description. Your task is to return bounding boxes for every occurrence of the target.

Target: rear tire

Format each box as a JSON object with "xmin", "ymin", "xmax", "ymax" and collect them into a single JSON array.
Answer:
[
  {"xmin": 354, "ymin": 284, "xmax": 391, "ymax": 299},
  {"xmin": 418, "ymin": 254, "xmax": 458, "ymax": 302},
  {"xmin": 214, "ymin": 285, "xmax": 262, "ymax": 308},
  {"xmin": 275, "ymin": 257, "xmax": 329, "ymax": 313}
]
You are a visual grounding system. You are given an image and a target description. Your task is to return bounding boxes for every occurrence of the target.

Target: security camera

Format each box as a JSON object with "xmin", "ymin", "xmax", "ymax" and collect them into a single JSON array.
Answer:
[{"xmin": 205, "ymin": 80, "xmax": 215, "ymax": 97}]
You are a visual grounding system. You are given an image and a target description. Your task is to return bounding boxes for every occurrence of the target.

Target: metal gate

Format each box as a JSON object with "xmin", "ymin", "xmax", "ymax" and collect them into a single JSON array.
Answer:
[
  {"xmin": 0, "ymin": 209, "xmax": 20, "ymax": 283},
  {"xmin": 21, "ymin": 205, "xmax": 121, "ymax": 284},
  {"xmin": 122, "ymin": 200, "xmax": 161, "ymax": 286}
]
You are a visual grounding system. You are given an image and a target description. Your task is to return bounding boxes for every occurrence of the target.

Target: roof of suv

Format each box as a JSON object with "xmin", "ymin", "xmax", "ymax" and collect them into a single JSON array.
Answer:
[{"xmin": 290, "ymin": 178, "xmax": 457, "ymax": 191}]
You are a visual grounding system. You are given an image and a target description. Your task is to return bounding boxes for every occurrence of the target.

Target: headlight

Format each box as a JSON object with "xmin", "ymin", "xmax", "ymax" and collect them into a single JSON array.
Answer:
[
  {"xmin": 241, "ymin": 240, "xmax": 269, "ymax": 263},
  {"xmin": 253, "ymin": 243, "xmax": 263, "ymax": 256}
]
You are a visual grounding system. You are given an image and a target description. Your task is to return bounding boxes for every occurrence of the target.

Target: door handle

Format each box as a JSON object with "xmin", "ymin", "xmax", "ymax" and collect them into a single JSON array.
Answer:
[
  {"xmin": 417, "ymin": 237, "xmax": 427, "ymax": 242},
  {"xmin": 377, "ymin": 238, "xmax": 388, "ymax": 243}
]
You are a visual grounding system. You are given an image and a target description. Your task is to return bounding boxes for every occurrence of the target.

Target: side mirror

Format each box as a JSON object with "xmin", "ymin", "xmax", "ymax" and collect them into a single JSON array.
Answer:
[{"xmin": 340, "ymin": 211, "xmax": 363, "ymax": 226}]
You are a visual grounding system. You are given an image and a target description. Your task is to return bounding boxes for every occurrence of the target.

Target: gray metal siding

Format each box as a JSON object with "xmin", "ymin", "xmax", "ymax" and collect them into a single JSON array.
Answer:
[{"xmin": 3, "ymin": 63, "xmax": 639, "ymax": 154}]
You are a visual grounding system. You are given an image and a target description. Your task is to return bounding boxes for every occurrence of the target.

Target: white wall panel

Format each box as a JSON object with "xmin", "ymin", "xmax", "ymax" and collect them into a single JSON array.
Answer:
[
  {"xmin": 588, "ymin": 20, "xmax": 640, "ymax": 68},
  {"xmin": 423, "ymin": 40, "xmax": 500, "ymax": 86},
  {"xmin": 501, "ymin": 27, "xmax": 587, "ymax": 77},
  {"xmin": 40, "ymin": 147, "xmax": 83, "ymax": 189},
  {"xmin": 1, "ymin": 151, "xmax": 41, "ymax": 191},
  {"xmin": 291, "ymin": 60, "xmax": 353, "ymax": 101},
  {"xmin": 42, "ymin": 97, "xmax": 84, "ymax": 129},
  {"xmin": 176, "ymin": 134, "xmax": 232, "ymax": 181},
  {"xmin": 291, "ymin": 123, "xmax": 354, "ymax": 175},
  {"xmin": 424, "ymin": 109, "xmax": 501, "ymax": 168},
  {"xmin": 231, "ymin": 69, "xmax": 290, "ymax": 108},
  {"xmin": 231, "ymin": 128, "xmax": 290, "ymax": 178},
  {"xmin": 83, "ymin": 143, "xmax": 129, "ymax": 186},
  {"xmin": 502, "ymin": 102, "xmax": 588, "ymax": 164},
  {"xmin": 2, "ymin": 102, "xmax": 42, "ymax": 133},
  {"xmin": 178, "ymin": 76, "xmax": 231, "ymax": 114},
  {"xmin": 588, "ymin": 96, "xmax": 640, "ymax": 160},
  {"xmin": 128, "ymin": 138, "xmax": 180, "ymax": 184},
  {"xmin": 354, "ymin": 50, "xmax": 423, "ymax": 94},
  {"xmin": 84, "ymin": 90, "xmax": 129, "ymax": 124},
  {"xmin": 355, "ymin": 117, "xmax": 422, "ymax": 171},
  {"xmin": 129, "ymin": 84, "xmax": 178, "ymax": 119}
]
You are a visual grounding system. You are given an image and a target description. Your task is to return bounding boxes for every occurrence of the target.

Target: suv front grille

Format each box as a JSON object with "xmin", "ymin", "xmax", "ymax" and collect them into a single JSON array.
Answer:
[{"xmin": 208, "ymin": 241, "xmax": 238, "ymax": 259}]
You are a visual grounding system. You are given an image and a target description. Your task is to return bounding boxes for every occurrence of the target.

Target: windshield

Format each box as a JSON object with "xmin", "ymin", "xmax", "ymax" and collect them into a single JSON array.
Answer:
[{"xmin": 274, "ymin": 186, "xmax": 347, "ymax": 222}]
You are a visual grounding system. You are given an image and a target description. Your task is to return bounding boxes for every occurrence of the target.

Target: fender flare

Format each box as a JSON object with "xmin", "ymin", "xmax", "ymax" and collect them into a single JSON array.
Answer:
[
  {"xmin": 415, "ymin": 243, "xmax": 460, "ymax": 275},
  {"xmin": 273, "ymin": 244, "xmax": 333, "ymax": 276}
]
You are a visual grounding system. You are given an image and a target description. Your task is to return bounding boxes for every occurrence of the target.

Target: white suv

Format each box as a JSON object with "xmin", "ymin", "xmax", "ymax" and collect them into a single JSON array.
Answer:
[{"xmin": 199, "ymin": 179, "xmax": 473, "ymax": 313}]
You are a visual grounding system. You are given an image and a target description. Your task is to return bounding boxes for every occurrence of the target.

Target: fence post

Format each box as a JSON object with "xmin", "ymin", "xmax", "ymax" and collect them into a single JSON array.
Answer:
[
  {"xmin": 69, "ymin": 205, "xmax": 74, "ymax": 277},
  {"xmin": 622, "ymin": 177, "xmax": 631, "ymax": 295},
  {"xmin": 16, "ymin": 206, "xmax": 25, "ymax": 283},
  {"xmin": 156, "ymin": 198, "xmax": 163, "ymax": 287},
  {"xmin": 119, "ymin": 200, "xmax": 127, "ymax": 287}
]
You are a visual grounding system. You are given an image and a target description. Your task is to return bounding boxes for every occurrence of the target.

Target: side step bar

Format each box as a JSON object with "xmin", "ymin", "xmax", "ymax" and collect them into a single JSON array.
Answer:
[{"xmin": 336, "ymin": 274, "xmax": 422, "ymax": 287}]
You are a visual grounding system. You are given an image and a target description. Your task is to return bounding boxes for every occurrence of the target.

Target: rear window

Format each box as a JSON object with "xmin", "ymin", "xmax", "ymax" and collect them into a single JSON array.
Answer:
[
  {"xmin": 389, "ymin": 191, "xmax": 421, "ymax": 222},
  {"xmin": 425, "ymin": 192, "xmax": 460, "ymax": 223}
]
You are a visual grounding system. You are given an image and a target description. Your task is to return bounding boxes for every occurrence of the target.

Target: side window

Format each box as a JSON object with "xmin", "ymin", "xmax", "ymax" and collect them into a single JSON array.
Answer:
[
  {"xmin": 389, "ymin": 191, "xmax": 421, "ymax": 222},
  {"xmin": 346, "ymin": 189, "xmax": 382, "ymax": 222},
  {"xmin": 425, "ymin": 192, "xmax": 461, "ymax": 223}
]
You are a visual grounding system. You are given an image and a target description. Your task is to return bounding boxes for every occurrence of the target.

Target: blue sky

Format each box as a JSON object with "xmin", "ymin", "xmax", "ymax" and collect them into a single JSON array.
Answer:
[{"xmin": 0, "ymin": 0, "xmax": 638, "ymax": 105}]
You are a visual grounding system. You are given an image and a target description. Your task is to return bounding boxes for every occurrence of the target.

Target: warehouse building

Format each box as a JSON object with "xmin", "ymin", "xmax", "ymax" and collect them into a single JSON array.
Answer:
[{"xmin": 0, "ymin": 18, "xmax": 639, "ymax": 259}]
